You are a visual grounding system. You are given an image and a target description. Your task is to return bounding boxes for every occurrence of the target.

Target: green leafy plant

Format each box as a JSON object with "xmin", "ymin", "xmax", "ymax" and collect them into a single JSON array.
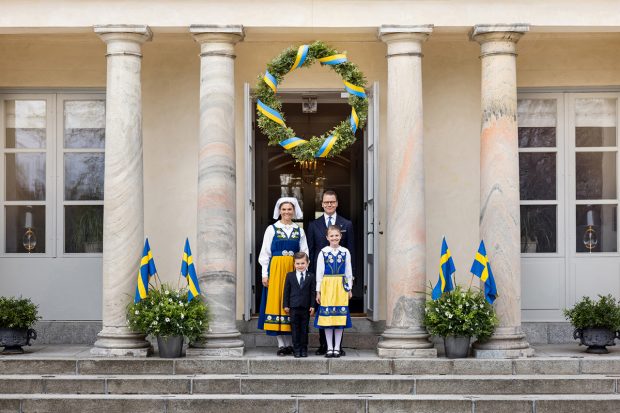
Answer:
[
  {"xmin": 424, "ymin": 286, "xmax": 498, "ymax": 341},
  {"xmin": 563, "ymin": 294, "xmax": 620, "ymax": 331},
  {"xmin": 126, "ymin": 284, "xmax": 209, "ymax": 342},
  {"xmin": 0, "ymin": 296, "xmax": 41, "ymax": 329}
]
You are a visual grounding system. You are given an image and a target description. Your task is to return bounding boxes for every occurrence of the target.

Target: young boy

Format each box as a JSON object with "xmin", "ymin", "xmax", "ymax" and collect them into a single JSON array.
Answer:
[{"xmin": 283, "ymin": 252, "xmax": 316, "ymax": 358}]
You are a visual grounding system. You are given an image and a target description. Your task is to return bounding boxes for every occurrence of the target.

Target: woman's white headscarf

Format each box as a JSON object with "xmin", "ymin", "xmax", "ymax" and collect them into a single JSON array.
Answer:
[{"xmin": 272, "ymin": 197, "xmax": 303, "ymax": 220}]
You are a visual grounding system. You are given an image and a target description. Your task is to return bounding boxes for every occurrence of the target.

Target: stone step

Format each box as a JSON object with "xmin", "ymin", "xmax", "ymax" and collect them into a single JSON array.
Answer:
[
  {"xmin": 1, "ymin": 393, "xmax": 620, "ymax": 413},
  {"xmin": 2, "ymin": 356, "xmax": 620, "ymax": 376},
  {"xmin": 0, "ymin": 374, "xmax": 617, "ymax": 396}
]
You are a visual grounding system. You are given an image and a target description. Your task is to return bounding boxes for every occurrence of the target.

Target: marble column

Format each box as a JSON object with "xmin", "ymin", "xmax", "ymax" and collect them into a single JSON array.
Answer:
[
  {"xmin": 377, "ymin": 25, "xmax": 437, "ymax": 358},
  {"xmin": 91, "ymin": 25, "xmax": 152, "ymax": 357},
  {"xmin": 471, "ymin": 24, "xmax": 534, "ymax": 358},
  {"xmin": 187, "ymin": 25, "xmax": 245, "ymax": 356}
]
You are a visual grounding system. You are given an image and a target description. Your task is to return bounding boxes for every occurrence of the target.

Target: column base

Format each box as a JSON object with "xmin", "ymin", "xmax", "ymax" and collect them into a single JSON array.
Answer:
[
  {"xmin": 376, "ymin": 327, "xmax": 437, "ymax": 358},
  {"xmin": 186, "ymin": 330, "xmax": 245, "ymax": 357},
  {"xmin": 91, "ymin": 327, "xmax": 152, "ymax": 357},
  {"xmin": 473, "ymin": 326, "xmax": 535, "ymax": 359}
]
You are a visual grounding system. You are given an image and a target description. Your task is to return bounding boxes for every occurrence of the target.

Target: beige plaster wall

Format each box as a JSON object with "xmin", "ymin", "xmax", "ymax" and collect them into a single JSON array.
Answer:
[{"xmin": 2, "ymin": 31, "xmax": 620, "ymax": 322}]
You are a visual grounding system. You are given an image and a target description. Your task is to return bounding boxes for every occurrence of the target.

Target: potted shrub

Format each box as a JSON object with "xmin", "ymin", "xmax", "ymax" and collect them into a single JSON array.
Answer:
[
  {"xmin": 0, "ymin": 296, "xmax": 40, "ymax": 354},
  {"xmin": 424, "ymin": 286, "xmax": 498, "ymax": 358},
  {"xmin": 126, "ymin": 284, "xmax": 209, "ymax": 358},
  {"xmin": 70, "ymin": 206, "xmax": 103, "ymax": 253},
  {"xmin": 564, "ymin": 294, "xmax": 620, "ymax": 354}
]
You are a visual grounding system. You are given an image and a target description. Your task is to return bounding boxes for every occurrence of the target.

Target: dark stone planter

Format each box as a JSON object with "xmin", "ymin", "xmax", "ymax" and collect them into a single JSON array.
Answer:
[
  {"xmin": 157, "ymin": 336, "xmax": 184, "ymax": 358},
  {"xmin": 444, "ymin": 335, "xmax": 471, "ymax": 358},
  {"xmin": 573, "ymin": 328, "xmax": 619, "ymax": 354},
  {"xmin": 0, "ymin": 328, "xmax": 37, "ymax": 354}
]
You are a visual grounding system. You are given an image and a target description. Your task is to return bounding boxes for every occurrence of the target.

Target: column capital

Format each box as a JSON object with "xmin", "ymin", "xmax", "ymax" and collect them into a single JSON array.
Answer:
[
  {"xmin": 190, "ymin": 24, "xmax": 245, "ymax": 44},
  {"xmin": 379, "ymin": 24, "xmax": 433, "ymax": 44},
  {"xmin": 94, "ymin": 24, "xmax": 153, "ymax": 44},
  {"xmin": 470, "ymin": 24, "xmax": 530, "ymax": 44}
]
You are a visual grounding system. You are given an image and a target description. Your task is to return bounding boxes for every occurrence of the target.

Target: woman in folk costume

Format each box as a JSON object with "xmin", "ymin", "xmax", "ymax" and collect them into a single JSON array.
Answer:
[
  {"xmin": 258, "ymin": 197, "xmax": 309, "ymax": 355},
  {"xmin": 315, "ymin": 225, "xmax": 353, "ymax": 358}
]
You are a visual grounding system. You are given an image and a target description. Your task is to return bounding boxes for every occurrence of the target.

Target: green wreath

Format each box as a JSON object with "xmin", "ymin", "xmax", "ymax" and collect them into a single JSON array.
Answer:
[{"xmin": 255, "ymin": 41, "xmax": 368, "ymax": 162}]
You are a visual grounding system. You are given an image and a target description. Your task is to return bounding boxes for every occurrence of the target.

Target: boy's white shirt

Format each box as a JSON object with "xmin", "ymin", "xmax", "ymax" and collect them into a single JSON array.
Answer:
[
  {"xmin": 258, "ymin": 221, "xmax": 309, "ymax": 278},
  {"xmin": 315, "ymin": 245, "xmax": 353, "ymax": 292}
]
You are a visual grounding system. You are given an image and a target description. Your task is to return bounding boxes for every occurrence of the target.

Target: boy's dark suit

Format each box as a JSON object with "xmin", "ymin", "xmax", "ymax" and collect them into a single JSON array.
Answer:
[
  {"xmin": 283, "ymin": 270, "xmax": 316, "ymax": 356},
  {"xmin": 307, "ymin": 214, "xmax": 354, "ymax": 355}
]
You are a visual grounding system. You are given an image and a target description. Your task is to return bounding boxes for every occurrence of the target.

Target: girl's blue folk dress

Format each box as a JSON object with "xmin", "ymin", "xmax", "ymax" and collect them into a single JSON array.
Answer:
[{"xmin": 315, "ymin": 246, "xmax": 353, "ymax": 329}]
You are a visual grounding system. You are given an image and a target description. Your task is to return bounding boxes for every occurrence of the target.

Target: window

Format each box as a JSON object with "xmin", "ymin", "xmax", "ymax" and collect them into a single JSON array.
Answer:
[
  {"xmin": 0, "ymin": 93, "xmax": 105, "ymax": 256},
  {"xmin": 518, "ymin": 92, "xmax": 619, "ymax": 255},
  {"xmin": 571, "ymin": 96, "xmax": 618, "ymax": 253},
  {"xmin": 518, "ymin": 96, "xmax": 563, "ymax": 254}
]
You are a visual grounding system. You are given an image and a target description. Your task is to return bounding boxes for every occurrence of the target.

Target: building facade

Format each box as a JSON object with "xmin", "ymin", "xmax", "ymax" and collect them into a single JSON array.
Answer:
[{"xmin": 1, "ymin": 1, "xmax": 619, "ymax": 356}]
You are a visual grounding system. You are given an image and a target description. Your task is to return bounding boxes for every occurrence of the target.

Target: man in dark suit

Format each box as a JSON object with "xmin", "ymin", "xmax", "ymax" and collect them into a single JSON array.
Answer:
[
  {"xmin": 307, "ymin": 189, "xmax": 354, "ymax": 356},
  {"xmin": 283, "ymin": 252, "xmax": 316, "ymax": 358}
]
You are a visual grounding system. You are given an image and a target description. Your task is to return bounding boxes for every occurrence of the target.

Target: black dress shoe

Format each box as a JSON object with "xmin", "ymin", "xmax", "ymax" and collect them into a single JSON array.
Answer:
[
  {"xmin": 340, "ymin": 348, "xmax": 346, "ymax": 356},
  {"xmin": 286, "ymin": 346, "xmax": 294, "ymax": 355},
  {"xmin": 277, "ymin": 346, "xmax": 287, "ymax": 356},
  {"xmin": 300, "ymin": 351, "xmax": 308, "ymax": 357},
  {"xmin": 293, "ymin": 353, "xmax": 301, "ymax": 358},
  {"xmin": 315, "ymin": 347, "xmax": 327, "ymax": 355}
]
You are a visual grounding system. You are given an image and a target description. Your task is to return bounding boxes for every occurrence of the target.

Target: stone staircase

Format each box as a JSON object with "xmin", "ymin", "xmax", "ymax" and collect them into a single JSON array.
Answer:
[{"xmin": 1, "ymin": 349, "xmax": 620, "ymax": 412}]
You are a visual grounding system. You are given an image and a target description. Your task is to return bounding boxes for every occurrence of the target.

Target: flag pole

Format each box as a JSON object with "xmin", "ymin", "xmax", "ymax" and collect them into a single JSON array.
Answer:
[{"xmin": 468, "ymin": 273, "xmax": 474, "ymax": 290}]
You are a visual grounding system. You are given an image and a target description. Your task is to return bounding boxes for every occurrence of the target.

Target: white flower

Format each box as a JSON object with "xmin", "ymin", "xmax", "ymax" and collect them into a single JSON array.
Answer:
[
  {"xmin": 181, "ymin": 314, "xmax": 185, "ymax": 319},
  {"xmin": 134, "ymin": 310, "xmax": 140, "ymax": 315},
  {"xmin": 200, "ymin": 321, "xmax": 203, "ymax": 325},
  {"xmin": 458, "ymin": 305, "xmax": 463, "ymax": 309},
  {"xmin": 165, "ymin": 290, "xmax": 170, "ymax": 295},
  {"xmin": 165, "ymin": 317, "xmax": 170, "ymax": 322},
  {"xmin": 179, "ymin": 301, "xmax": 184, "ymax": 306},
  {"xmin": 168, "ymin": 298, "xmax": 173, "ymax": 302}
]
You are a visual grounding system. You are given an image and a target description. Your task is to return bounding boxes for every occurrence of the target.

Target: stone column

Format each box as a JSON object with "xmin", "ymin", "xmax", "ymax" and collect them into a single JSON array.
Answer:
[
  {"xmin": 187, "ymin": 25, "xmax": 245, "ymax": 356},
  {"xmin": 91, "ymin": 25, "xmax": 152, "ymax": 357},
  {"xmin": 471, "ymin": 24, "xmax": 533, "ymax": 358},
  {"xmin": 377, "ymin": 25, "xmax": 437, "ymax": 358}
]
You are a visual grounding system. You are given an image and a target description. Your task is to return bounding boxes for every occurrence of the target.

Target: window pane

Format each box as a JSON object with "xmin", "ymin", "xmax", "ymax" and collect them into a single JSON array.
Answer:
[
  {"xmin": 64, "ymin": 100, "xmax": 105, "ymax": 149},
  {"xmin": 5, "ymin": 153, "xmax": 46, "ymax": 201},
  {"xmin": 520, "ymin": 205, "xmax": 557, "ymax": 253},
  {"xmin": 5, "ymin": 205, "xmax": 45, "ymax": 253},
  {"xmin": 519, "ymin": 153, "xmax": 556, "ymax": 200},
  {"xmin": 575, "ymin": 152, "xmax": 617, "ymax": 199},
  {"xmin": 64, "ymin": 153, "xmax": 104, "ymax": 200},
  {"xmin": 518, "ymin": 99, "xmax": 557, "ymax": 148},
  {"xmin": 575, "ymin": 98, "xmax": 616, "ymax": 147},
  {"xmin": 576, "ymin": 204, "xmax": 617, "ymax": 253},
  {"xmin": 65, "ymin": 205, "xmax": 103, "ymax": 253},
  {"xmin": 4, "ymin": 100, "xmax": 46, "ymax": 149}
]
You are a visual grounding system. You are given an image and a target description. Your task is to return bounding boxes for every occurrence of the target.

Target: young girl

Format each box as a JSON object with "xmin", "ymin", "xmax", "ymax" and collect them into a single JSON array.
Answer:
[{"xmin": 314, "ymin": 225, "xmax": 353, "ymax": 358}]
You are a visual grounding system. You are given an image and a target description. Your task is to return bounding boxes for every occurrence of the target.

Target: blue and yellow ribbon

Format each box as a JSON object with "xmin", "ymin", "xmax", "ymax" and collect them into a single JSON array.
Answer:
[
  {"xmin": 279, "ymin": 137, "xmax": 308, "ymax": 150},
  {"xmin": 257, "ymin": 99, "xmax": 285, "ymax": 126},
  {"xmin": 315, "ymin": 134, "xmax": 338, "ymax": 158},
  {"xmin": 263, "ymin": 70, "xmax": 278, "ymax": 93},
  {"xmin": 344, "ymin": 80, "xmax": 366, "ymax": 98},
  {"xmin": 289, "ymin": 45, "xmax": 309, "ymax": 72},
  {"xmin": 350, "ymin": 107, "xmax": 359, "ymax": 134},
  {"xmin": 318, "ymin": 54, "xmax": 348, "ymax": 65}
]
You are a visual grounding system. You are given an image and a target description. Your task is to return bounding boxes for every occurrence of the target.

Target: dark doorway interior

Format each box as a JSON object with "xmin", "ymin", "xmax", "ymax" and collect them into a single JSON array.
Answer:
[{"xmin": 254, "ymin": 96, "xmax": 365, "ymax": 314}]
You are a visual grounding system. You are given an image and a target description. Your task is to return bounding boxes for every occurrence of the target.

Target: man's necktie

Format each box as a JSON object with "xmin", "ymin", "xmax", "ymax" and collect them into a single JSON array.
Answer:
[
  {"xmin": 327, "ymin": 216, "xmax": 333, "ymax": 226},
  {"xmin": 300, "ymin": 272, "xmax": 305, "ymax": 285}
]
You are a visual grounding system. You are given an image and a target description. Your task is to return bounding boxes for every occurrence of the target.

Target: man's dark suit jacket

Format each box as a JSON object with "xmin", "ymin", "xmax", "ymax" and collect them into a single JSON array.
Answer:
[
  {"xmin": 283, "ymin": 271, "xmax": 317, "ymax": 310},
  {"xmin": 307, "ymin": 214, "xmax": 354, "ymax": 272}
]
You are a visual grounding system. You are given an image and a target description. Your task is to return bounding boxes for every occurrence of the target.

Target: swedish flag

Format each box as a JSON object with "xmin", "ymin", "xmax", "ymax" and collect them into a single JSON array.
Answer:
[
  {"xmin": 181, "ymin": 238, "xmax": 202, "ymax": 302},
  {"xmin": 134, "ymin": 238, "xmax": 158, "ymax": 303},
  {"xmin": 470, "ymin": 240, "xmax": 498, "ymax": 304},
  {"xmin": 431, "ymin": 237, "xmax": 456, "ymax": 300}
]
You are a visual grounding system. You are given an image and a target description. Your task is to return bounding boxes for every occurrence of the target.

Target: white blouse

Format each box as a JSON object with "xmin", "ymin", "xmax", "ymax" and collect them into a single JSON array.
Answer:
[
  {"xmin": 258, "ymin": 221, "xmax": 309, "ymax": 278},
  {"xmin": 315, "ymin": 245, "xmax": 353, "ymax": 292}
]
